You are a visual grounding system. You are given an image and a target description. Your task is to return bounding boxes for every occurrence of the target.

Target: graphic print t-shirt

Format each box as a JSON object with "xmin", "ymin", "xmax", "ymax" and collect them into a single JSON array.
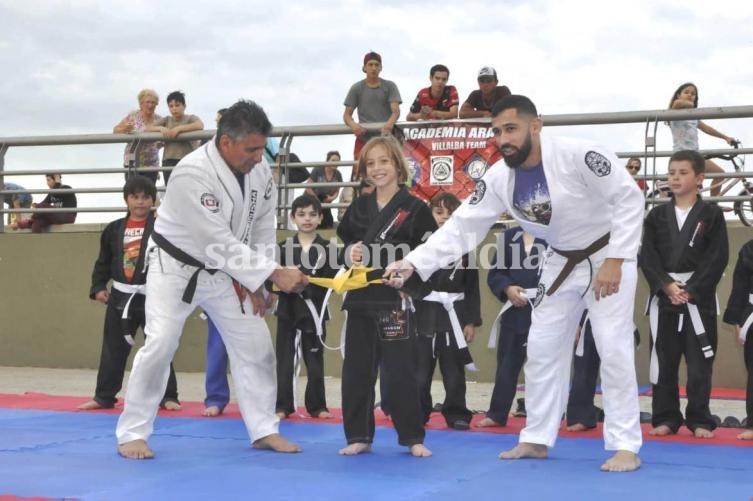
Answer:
[
  {"xmin": 512, "ymin": 162, "xmax": 552, "ymax": 225},
  {"xmin": 122, "ymin": 218, "xmax": 147, "ymax": 282}
]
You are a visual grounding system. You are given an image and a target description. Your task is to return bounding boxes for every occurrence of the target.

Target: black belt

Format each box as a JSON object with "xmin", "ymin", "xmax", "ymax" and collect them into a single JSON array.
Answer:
[
  {"xmin": 547, "ymin": 233, "xmax": 610, "ymax": 296},
  {"xmin": 152, "ymin": 231, "xmax": 218, "ymax": 303}
]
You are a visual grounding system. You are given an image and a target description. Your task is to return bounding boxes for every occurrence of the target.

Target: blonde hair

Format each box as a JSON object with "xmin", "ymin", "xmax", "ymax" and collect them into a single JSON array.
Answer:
[
  {"xmin": 357, "ymin": 136, "xmax": 409, "ymax": 185},
  {"xmin": 137, "ymin": 88, "xmax": 159, "ymax": 104}
]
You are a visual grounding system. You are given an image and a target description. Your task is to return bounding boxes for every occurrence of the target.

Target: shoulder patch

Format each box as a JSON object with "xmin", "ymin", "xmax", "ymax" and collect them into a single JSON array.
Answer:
[
  {"xmin": 469, "ymin": 180, "xmax": 486, "ymax": 205},
  {"xmin": 200, "ymin": 193, "xmax": 220, "ymax": 213},
  {"xmin": 585, "ymin": 151, "xmax": 611, "ymax": 177},
  {"xmin": 264, "ymin": 178, "xmax": 274, "ymax": 200}
]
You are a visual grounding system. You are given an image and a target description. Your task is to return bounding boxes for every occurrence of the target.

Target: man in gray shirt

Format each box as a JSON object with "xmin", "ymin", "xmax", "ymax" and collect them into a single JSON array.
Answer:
[{"xmin": 343, "ymin": 51, "xmax": 402, "ymax": 161}]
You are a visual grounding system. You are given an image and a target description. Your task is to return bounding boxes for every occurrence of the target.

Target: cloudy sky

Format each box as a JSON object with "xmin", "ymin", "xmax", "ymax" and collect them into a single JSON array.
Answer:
[{"xmin": 1, "ymin": 0, "xmax": 751, "ymax": 223}]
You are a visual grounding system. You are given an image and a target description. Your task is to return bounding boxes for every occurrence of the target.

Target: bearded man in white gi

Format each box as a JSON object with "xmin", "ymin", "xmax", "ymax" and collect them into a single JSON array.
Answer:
[
  {"xmin": 117, "ymin": 100, "xmax": 309, "ymax": 459},
  {"xmin": 385, "ymin": 95, "xmax": 643, "ymax": 472}
]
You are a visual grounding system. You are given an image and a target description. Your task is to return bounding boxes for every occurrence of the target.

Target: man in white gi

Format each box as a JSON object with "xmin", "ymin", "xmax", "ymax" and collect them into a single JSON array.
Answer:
[
  {"xmin": 385, "ymin": 95, "xmax": 644, "ymax": 472},
  {"xmin": 117, "ymin": 100, "xmax": 309, "ymax": 459}
]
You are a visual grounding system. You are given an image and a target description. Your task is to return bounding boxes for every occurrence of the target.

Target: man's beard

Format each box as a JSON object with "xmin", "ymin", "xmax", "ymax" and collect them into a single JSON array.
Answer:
[{"xmin": 500, "ymin": 133, "xmax": 533, "ymax": 168}]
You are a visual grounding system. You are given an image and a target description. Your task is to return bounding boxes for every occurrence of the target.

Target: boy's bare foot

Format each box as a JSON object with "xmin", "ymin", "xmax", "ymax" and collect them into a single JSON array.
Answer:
[
  {"xmin": 338, "ymin": 442, "xmax": 371, "ymax": 455},
  {"xmin": 117, "ymin": 439, "xmax": 154, "ymax": 460},
  {"xmin": 77, "ymin": 399, "xmax": 104, "ymax": 410},
  {"xmin": 566, "ymin": 423, "xmax": 589, "ymax": 432},
  {"xmin": 737, "ymin": 428, "xmax": 753, "ymax": 440},
  {"xmin": 161, "ymin": 401, "xmax": 181, "ymax": 411},
  {"xmin": 499, "ymin": 442, "xmax": 548, "ymax": 460},
  {"xmin": 649, "ymin": 424, "xmax": 674, "ymax": 436},
  {"xmin": 252, "ymin": 433, "xmax": 302, "ymax": 453},
  {"xmin": 600, "ymin": 450, "xmax": 641, "ymax": 472},
  {"xmin": 314, "ymin": 410, "xmax": 334, "ymax": 419},
  {"xmin": 475, "ymin": 417, "xmax": 503, "ymax": 428},
  {"xmin": 410, "ymin": 444, "xmax": 432, "ymax": 457},
  {"xmin": 202, "ymin": 406, "xmax": 223, "ymax": 417},
  {"xmin": 276, "ymin": 411, "xmax": 288, "ymax": 419},
  {"xmin": 693, "ymin": 427, "xmax": 714, "ymax": 439}
]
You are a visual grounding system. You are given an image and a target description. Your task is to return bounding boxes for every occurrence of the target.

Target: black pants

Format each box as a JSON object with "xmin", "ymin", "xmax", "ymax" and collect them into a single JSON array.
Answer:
[
  {"xmin": 341, "ymin": 311, "xmax": 424, "ymax": 446},
  {"xmin": 744, "ymin": 332, "xmax": 753, "ymax": 426},
  {"xmin": 275, "ymin": 317, "xmax": 328, "ymax": 416},
  {"xmin": 486, "ymin": 324, "xmax": 528, "ymax": 425},
  {"xmin": 162, "ymin": 158, "xmax": 180, "ymax": 185},
  {"xmin": 94, "ymin": 293, "xmax": 179, "ymax": 408},
  {"xmin": 416, "ymin": 332, "xmax": 472, "ymax": 427},
  {"xmin": 652, "ymin": 309, "xmax": 717, "ymax": 432},
  {"xmin": 566, "ymin": 325, "xmax": 601, "ymax": 428}
]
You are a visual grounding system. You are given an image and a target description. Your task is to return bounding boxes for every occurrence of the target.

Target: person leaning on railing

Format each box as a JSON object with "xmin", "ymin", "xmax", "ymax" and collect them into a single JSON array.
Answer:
[{"xmin": 113, "ymin": 88, "xmax": 162, "ymax": 183}]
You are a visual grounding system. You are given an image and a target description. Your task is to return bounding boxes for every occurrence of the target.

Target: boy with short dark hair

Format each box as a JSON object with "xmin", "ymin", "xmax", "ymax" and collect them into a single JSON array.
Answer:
[
  {"xmin": 641, "ymin": 149, "xmax": 728, "ymax": 438},
  {"xmin": 274, "ymin": 193, "xmax": 338, "ymax": 418},
  {"xmin": 79, "ymin": 175, "xmax": 181, "ymax": 411}
]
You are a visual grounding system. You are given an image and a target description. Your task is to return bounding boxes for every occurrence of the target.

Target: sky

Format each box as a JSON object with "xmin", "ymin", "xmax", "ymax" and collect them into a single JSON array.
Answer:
[{"xmin": 1, "ymin": 0, "xmax": 752, "ymax": 223}]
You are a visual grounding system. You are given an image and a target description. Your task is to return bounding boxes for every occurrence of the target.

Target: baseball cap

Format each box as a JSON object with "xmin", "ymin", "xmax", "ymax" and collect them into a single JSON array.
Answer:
[
  {"xmin": 363, "ymin": 51, "xmax": 382, "ymax": 66},
  {"xmin": 477, "ymin": 66, "xmax": 497, "ymax": 79}
]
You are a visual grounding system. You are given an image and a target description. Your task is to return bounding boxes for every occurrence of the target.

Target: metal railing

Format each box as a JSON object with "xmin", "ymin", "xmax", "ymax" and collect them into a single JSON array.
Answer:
[{"xmin": 2, "ymin": 105, "xmax": 752, "ymax": 232}]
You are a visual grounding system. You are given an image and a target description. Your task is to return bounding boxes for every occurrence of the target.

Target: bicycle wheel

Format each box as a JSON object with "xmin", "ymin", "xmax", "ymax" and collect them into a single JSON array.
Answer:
[{"xmin": 734, "ymin": 189, "xmax": 753, "ymax": 226}]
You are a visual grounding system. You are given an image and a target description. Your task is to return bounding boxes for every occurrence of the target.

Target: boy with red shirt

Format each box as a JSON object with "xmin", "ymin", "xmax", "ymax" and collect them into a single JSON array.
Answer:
[{"xmin": 406, "ymin": 64, "xmax": 459, "ymax": 121}]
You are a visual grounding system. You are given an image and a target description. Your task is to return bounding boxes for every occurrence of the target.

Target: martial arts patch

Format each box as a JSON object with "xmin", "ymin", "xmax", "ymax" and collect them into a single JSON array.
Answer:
[
  {"xmin": 200, "ymin": 193, "xmax": 220, "ymax": 213},
  {"xmin": 376, "ymin": 309, "xmax": 410, "ymax": 341},
  {"xmin": 429, "ymin": 156, "xmax": 454, "ymax": 186},
  {"xmin": 584, "ymin": 151, "xmax": 611, "ymax": 177},
  {"xmin": 469, "ymin": 180, "xmax": 486, "ymax": 205},
  {"xmin": 463, "ymin": 153, "xmax": 488, "ymax": 181},
  {"xmin": 264, "ymin": 178, "xmax": 273, "ymax": 200},
  {"xmin": 533, "ymin": 283, "xmax": 546, "ymax": 308}
]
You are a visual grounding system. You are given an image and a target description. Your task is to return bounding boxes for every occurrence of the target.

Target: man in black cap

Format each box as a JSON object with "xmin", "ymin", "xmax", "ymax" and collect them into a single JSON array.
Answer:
[{"xmin": 459, "ymin": 66, "xmax": 511, "ymax": 119}]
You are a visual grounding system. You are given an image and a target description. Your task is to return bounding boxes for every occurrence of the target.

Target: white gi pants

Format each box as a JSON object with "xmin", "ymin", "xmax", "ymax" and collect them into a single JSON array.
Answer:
[
  {"xmin": 116, "ymin": 249, "xmax": 279, "ymax": 444},
  {"xmin": 519, "ymin": 249, "xmax": 642, "ymax": 453}
]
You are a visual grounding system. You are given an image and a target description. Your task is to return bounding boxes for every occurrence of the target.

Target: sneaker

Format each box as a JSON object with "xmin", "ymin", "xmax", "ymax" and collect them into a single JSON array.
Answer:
[
  {"xmin": 722, "ymin": 416, "xmax": 742, "ymax": 428},
  {"xmin": 639, "ymin": 411, "xmax": 652, "ymax": 423},
  {"xmin": 451, "ymin": 419, "xmax": 471, "ymax": 431},
  {"xmin": 512, "ymin": 398, "xmax": 526, "ymax": 418}
]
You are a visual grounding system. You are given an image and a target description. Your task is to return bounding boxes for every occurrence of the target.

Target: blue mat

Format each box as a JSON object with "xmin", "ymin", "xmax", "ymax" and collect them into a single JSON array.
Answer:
[{"xmin": 1, "ymin": 408, "xmax": 752, "ymax": 500}]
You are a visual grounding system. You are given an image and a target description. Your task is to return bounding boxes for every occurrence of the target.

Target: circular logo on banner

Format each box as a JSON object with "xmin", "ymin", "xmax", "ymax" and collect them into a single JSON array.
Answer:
[
  {"xmin": 585, "ymin": 150, "xmax": 611, "ymax": 177},
  {"xmin": 464, "ymin": 155, "xmax": 488, "ymax": 181},
  {"xmin": 430, "ymin": 156, "xmax": 454, "ymax": 185},
  {"xmin": 469, "ymin": 180, "xmax": 486, "ymax": 205},
  {"xmin": 200, "ymin": 193, "xmax": 220, "ymax": 213}
]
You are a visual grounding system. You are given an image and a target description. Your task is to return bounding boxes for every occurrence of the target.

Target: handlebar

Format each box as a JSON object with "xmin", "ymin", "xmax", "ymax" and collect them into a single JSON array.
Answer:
[{"xmin": 704, "ymin": 140, "xmax": 741, "ymax": 161}]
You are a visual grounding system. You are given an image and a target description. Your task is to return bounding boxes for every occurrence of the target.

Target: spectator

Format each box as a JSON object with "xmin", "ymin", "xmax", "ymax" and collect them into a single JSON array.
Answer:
[
  {"xmin": 338, "ymin": 177, "xmax": 374, "ymax": 222},
  {"xmin": 146, "ymin": 91, "xmax": 204, "ymax": 185},
  {"xmin": 113, "ymin": 89, "xmax": 162, "ymax": 183},
  {"xmin": 2, "ymin": 181, "xmax": 33, "ymax": 227},
  {"xmin": 406, "ymin": 64, "xmax": 459, "ymax": 121},
  {"xmin": 625, "ymin": 157, "xmax": 647, "ymax": 192},
  {"xmin": 458, "ymin": 67, "xmax": 511, "ymax": 119},
  {"xmin": 305, "ymin": 150, "xmax": 343, "ymax": 229},
  {"xmin": 15, "ymin": 173, "xmax": 77, "ymax": 233},
  {"xmin": 343, "ymin": 51, "xmax": 402, "ymax": 160}
]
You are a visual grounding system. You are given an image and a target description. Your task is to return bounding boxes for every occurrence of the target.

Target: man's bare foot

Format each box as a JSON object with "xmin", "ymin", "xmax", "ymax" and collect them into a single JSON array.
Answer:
[
  {"xmin": 498, "ymin": 442, "xmax": 548, "ymax": 460},
  {"xmin": 475, "ymin": 417, "xmax": 503, "ymax": 428},
  {"xmin": 117, "ymin": 439, "xmax": 154, "ymax": 460},
  {"xmin": 410, "ymin": 444, "xmax": 432, "ymax": 457},
  {"xmin": 600, "ymin": 450, "xmax": 641, "ymax": 472},
  {"xmin": 202, "ymin": 406, "xmax": 223, "ymax": 417},
  {"xmin": 737, "ymin": 428, "xmax": 753, "ymax": 440},
  {"xmin": 338, "ymin": 442, "xmax": 371, "ymax": 455},
  {"xmin": 252, "ymin": 433, "xmax": 302, "ymax": 453},
  {"xmin": 694, "ymin": 427, "xmax": 714, "ymax": 439},
  {"xmin": 276, "ymin": 411, "xmax": 288, "ymax": 419},
  {"xmin": 314, "ymin": 410, "xmax": 334, "ymax": 419},
  {"xmin": 649, "ymin": 424, "xmax": 675, "ymax": 436},
  {"xmin": 161, "ymin": 401, "xmax": 181, "ymax": 411},
  {"xmin": 77, "ymin": 399, "xmax": 104, "ymax": 410},
  {"xmin": 566, "ymin": 423, "xmax": 589, "ymax": 432}
]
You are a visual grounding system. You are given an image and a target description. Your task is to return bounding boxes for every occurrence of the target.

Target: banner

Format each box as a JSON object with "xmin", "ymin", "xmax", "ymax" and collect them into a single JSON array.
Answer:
[{"xmin": 401, "ymin": 121, "xmax": 502, "ymax": 202}]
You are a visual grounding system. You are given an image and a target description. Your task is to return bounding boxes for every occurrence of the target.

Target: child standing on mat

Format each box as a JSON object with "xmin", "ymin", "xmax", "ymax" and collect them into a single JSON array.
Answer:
[
  {"xmin": 79, "ymin": 176, "xmax": 181, "ymax": 411},
  {"xmin": 641, "ymin": 149, "xmax": 728, "ymax": 438},
  {"xmin": 274, "ymin": 194, "xmax": 338, "ymax": 419}
]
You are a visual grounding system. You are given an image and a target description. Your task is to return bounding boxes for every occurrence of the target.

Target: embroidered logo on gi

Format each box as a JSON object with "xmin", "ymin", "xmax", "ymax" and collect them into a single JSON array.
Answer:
[
  {"xmin": 200, "ymin": 193, "xmax": 220, "ymax": 213},
  {"xmin": 469, "ymin": 180, "xmax": 486, "ymax": 205},
  {"xmin": 585, "ymin": 151, "xmax": 611, "ymax": 177},
  {"xmin": 533, "ymin": 283, "xmax": 546, "ymax": 308},
  {"xmin": 430, "ymin": 156, "xmax": 454, "ymax": 186},
  {"xmin": 264, "ymin": 179, "xmax": 273, "ymax": 200}
]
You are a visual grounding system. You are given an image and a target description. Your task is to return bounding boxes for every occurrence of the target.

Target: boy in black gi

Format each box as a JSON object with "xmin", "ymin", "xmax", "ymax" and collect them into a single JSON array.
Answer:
[
  {"xmin": 641, "ymin": 149, "xmax": 728, "ymax": 438},
  {"xmin": 79, "ymin": 176, "xmax": 180, "ymax": 410},
  {"xmin": 274, "ymin": 194, "xmax": 338, "ymax": 419}
]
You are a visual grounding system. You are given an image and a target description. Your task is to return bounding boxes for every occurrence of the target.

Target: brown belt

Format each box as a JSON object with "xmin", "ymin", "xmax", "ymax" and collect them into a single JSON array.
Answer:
[{"xmin": 547, "ymin": 233, "xmax": 610, "ymax": 296}]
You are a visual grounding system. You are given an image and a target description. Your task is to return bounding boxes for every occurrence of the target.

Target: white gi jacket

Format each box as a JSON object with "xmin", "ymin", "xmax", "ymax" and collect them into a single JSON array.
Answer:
[
  {"xmin": 154, "ymin": 140, "xmax": 278, "ymax": 292},
  {"xmin": 407, "ymin": 134, "xmax": 644, "ymax": 279}
]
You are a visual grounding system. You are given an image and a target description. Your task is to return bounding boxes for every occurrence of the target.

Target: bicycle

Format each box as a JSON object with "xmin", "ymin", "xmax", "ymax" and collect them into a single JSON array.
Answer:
[{"xmin": 645, "ymin": 141, "xmax": 753, "ymax": 226}]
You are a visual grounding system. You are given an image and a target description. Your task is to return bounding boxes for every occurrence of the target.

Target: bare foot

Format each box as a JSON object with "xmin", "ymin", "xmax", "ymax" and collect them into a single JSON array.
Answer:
[
  {"xmin": 117, "ymin": 439, "xmax": 154, "ymax": 460},
  {"xmin": 252, "ymin": 433, "xmax": 302, "ymax": 453},
  {"xmin": 737, "ymin": 428, "xmax": 753, "ymax": 440},
  {"xmin": 276, "ymin": 411, "xmax": 288, "ymax": 419},
  {"xmin": 693, "ymin": 427, "xmax": 714, "ymax": 439},
  {"xmin": 161, "ymin": 401, "xmax": 181, "ymax": 411},
  {"xmin": 498, "ymin": 442, "xmax": 548, "ymax": 460},
  {"xmin": 410, "ymin": 444, "xmax": 432, "ymax": 457},
  {"xmin": 338, "ymin": 442, "xmax": 371, "ymax": 456},
  {"xmin": 566, "ymin": 423, "xmax": 589, "ymax": 432},
  {"xmin": 649, "ymin": 424, "xmax": 674, "ymax": 436},
  {"xmin": 600, "ymin": 450, "xmax": 641, "ymax": 472},
  {"xmin": 314, "ymin": 410, "xmax": 334, "ymax": 419},
  {"xmin": 77, "ymin": 399, "xmax": 104, "ymax": 410},
  {"xmin": 475, "ymin": 417, "xmax": 504, "ymax": 428},
  {"xmin": 202, "ymin": 406, "xmax": 223, "ymax": 417}
]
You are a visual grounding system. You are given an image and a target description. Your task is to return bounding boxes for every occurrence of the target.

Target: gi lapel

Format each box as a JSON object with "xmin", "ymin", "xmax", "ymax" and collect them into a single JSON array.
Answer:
[
  {"xmin": 361, "ymin": 187, "xmax": 413, "ymax": 246},
  {"xmin": 205, "ymin": 142, "xmax": 246, "ymax": 238},
  {"xmin": 668, "ymin": 197, "xmax": 703, "ymax": 270}
]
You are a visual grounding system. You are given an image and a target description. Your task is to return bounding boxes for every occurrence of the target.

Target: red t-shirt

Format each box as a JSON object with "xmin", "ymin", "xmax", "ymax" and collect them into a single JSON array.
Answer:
[
  {"xmin": 122, "ymin": 218, "xmax": 147, "ymax": 282},
  {"xmin": 409, "ymin": 85, "xmax": 459, "ymax": 114}
]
